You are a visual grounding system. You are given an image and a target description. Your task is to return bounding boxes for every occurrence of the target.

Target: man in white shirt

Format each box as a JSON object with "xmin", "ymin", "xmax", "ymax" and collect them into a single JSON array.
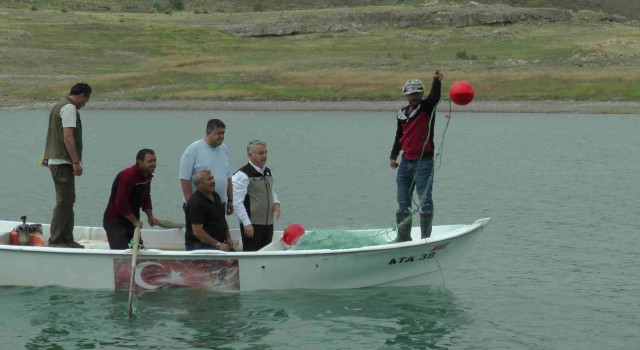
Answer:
[
  {"xmin": 43, "ymin": 83, "xmax": 92, "ymax": 248},
  {"xmin": 232, "ymin": 140, "xmax": 281, "ymax": 251}
]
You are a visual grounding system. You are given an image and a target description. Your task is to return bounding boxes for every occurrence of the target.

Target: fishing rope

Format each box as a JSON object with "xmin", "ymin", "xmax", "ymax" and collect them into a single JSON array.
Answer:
[
  {"xmin": 410, "ymin": 99, "xmax": 452, "ymax": 211},
  {"xmin": 434, "ymin": 101, "xmax": 453, "ymax": 173},
  {"xmin": 434, "ymin": 255, "xmax": 446, "ymax": 289}
]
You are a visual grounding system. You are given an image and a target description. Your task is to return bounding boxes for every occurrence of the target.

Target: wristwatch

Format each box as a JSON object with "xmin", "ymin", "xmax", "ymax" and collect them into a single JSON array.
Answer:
[{"xmin": 215, "ymin": 242, "xmax": 221, "ymax": 248}]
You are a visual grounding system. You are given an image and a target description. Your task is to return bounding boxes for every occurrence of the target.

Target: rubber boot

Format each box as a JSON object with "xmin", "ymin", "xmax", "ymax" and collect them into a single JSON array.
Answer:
[
  {"xmin": 395, "ymin": 212, "xmax": 413, "ymax": 242},
  {"xmin": 420, "ymin": 212, "xmax": 433, "ymax": 239}
]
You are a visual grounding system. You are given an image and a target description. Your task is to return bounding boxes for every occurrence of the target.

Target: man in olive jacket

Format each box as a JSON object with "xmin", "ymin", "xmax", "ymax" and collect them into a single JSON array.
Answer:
[{"xmin": 43, "ymin": 83, "xmax": 92, "ymax": 248}]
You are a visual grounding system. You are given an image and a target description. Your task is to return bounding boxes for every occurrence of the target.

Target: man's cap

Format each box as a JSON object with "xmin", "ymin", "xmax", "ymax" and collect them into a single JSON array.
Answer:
[{"xmin": 402, "ymin": 79, "xmax": 424, "ymax": 95}]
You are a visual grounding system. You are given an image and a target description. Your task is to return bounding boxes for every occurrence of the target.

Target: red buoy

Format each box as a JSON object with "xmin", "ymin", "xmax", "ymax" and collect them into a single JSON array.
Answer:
[
  {"xmin": 283, "ymin": 224, "xmax": 305, "ymax": 245},
  {"xmin": 449, "ymin": 81, "xmax": 475, "ymax": 105}
]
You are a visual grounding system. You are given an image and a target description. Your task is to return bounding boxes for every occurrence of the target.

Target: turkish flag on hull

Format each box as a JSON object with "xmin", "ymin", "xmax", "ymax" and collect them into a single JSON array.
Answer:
[{"xmin": 113, "ymin": 258, "xmax": 240, "ymax": 291}]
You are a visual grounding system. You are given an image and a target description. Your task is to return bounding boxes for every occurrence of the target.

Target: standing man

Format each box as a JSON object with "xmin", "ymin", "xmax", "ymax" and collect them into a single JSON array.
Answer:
[
  {"xmin": 43, "ymin": 82, "xmax": 92, "ymax": 248},
  {"xmin": 185, "ymin": 169, "xmax": 234, "ymax": 251},
  {"xmin": 103, "ymin": 149, "xmax": 159, "ymax": 249},
  {"xmin": 179, "ymin": 119, "xmax": 233, "ymax": 216},
  {"xmin": 390, "ymin": 71, "xmax": 443, "ymax": 241},
  {"xmin": 232, "ymin": 140, "xmax": 281, "ymax": 251}
]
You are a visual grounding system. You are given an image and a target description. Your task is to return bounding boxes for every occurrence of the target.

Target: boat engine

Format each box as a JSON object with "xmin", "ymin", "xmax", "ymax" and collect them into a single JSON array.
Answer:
[
  {"xmin": 16, "ymin": 216, "xmax": 30, "ymax": 245},
  {"xmin": 10, "ymin": 216, "xmax": 44, "ymax": 246}
]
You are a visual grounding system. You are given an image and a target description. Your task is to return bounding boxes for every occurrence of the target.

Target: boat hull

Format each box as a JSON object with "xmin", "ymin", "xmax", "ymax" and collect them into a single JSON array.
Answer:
[{"xmin": 0, "ymin": 218, "xmax": 489, "ymax": 291}]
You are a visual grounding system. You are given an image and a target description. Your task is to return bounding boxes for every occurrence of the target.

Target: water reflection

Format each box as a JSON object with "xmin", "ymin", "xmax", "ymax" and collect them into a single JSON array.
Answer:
[
  {"xmin": 132, "ymin": 286, "xmax": 468, "ymax": 349},
  {"xmin": 4, "ymin": 284, "xmax": 469, "ymax": 349}
]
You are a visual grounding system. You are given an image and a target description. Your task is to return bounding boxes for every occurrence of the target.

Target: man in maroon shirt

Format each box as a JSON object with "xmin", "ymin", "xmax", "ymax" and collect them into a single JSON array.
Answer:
[{"xmin": 103, "ymin": 149, "xmax": 159, "ymax": 249}]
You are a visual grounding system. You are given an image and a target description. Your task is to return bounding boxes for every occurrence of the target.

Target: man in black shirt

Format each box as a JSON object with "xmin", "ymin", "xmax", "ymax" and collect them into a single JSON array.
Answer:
[{"xmin": 184, "ymin": 169, "xmax": 234, "ymax": 251}]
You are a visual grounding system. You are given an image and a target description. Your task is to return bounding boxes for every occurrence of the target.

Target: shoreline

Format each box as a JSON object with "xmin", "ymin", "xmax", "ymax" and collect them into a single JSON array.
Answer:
[{"xmin": 0, "ymin": 100, "xmax": 638, "ymax": 114}]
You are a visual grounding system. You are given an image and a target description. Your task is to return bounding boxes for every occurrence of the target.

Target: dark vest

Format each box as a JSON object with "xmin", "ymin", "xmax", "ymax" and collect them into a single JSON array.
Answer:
[
  {"xmin": 236, "ymin": 163, "xmax": 275, "ymax": 225},
  {"xmin": 44, "ymin": 98, "xmax": 83, "ymax": 162}
]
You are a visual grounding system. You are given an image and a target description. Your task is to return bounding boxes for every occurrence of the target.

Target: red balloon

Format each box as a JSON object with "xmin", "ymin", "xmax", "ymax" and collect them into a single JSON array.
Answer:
[
  {"xmin": 449, "ymin": 81, "xmax": 475, "ymax": 105},
  {"xmin": 283, "ymin": 224, "xmax": 305, "ymax": 245}
]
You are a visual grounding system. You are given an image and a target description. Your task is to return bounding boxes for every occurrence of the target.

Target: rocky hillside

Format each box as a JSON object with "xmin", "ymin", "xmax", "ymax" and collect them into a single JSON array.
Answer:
[
  {"xmin": 454, "ymin": 0, "xmax": 640, "ymax": 20},
  {"xmin": 183, "ymin": 0, "xmax": 640, "ymax": 21},
  {"xmin": 2, "ymin": 0, "xmax": 639, "ymax": 21},
  {"xmin": 214, "ymin": 3, "xmax": 628, "ymax": 37}
]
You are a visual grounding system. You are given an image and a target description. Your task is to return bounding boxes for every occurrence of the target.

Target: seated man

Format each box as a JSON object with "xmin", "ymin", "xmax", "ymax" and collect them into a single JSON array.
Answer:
[{"xmin": 185, "ymin": 169, "xmax": 234, "ymax": 251}]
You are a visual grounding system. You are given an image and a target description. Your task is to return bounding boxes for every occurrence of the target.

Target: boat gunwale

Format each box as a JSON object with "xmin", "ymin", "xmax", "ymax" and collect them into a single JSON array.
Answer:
[{"xmin": 0, "ymin": 218, "xmax": 489, "ymax": 258}]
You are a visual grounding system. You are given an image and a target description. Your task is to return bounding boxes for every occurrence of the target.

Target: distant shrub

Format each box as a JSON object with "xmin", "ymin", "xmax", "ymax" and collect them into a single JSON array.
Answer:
[
  {"xmin": 151, "ymin": 0, "xmax": 163, "ymax": 11},
  {"xmin": 251, "ymin": 0, "xmax": 266, "ymax": 12},
  {"xmin": 456, "ymin": 49, "xmax": 477, "ymax": 60},
  {"xmin": 168, "ymin": 0, "xmax": 184, "ymax": 11},
  {"xmin": 194, "ymin": 9, "xmax": 202, "ymax": 14},
  {"xmin": 30, "ymin": 5, "xmax": 37, "ymax": 11},
  {"xmin": 526, "ymin": 0, "xmax": 541, "ymax": 8}
]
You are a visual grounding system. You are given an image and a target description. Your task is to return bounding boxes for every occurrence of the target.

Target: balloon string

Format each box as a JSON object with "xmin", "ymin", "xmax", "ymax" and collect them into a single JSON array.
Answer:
[
  {"xmin": 411, "ymin": 99, "xmax": 451, "ymax": 212},
  {"xmin": 434, "ymin": 100, "xmax": 452, "ymax": 172}
]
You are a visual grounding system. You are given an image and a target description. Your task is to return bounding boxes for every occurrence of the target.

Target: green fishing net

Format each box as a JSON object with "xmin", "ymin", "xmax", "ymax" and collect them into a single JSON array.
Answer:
[{"xmin": 291, "ymin": 228, "xmax": 393, "ymax": 250}]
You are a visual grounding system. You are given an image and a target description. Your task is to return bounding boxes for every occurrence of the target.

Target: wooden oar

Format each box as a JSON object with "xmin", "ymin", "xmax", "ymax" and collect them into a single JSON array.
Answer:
[
  {"xmin": 127, "ymin": 226, "xmax": 141, "ymax": 316},
  {"xmin": 156, "ymin": 219, "xmax": 184, "ymax": 229}
]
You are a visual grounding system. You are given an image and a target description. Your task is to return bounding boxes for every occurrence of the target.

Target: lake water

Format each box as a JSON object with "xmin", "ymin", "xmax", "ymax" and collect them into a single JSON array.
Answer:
[{"xmin": 1, "ymin": 109, "xmax": 638, "ymax": 349}]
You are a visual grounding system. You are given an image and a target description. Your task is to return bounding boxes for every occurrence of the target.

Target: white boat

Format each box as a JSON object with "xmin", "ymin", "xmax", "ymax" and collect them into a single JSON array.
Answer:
[{"xmin": 0, "ymin": 218, "xmax": 489, "ymax": 291}]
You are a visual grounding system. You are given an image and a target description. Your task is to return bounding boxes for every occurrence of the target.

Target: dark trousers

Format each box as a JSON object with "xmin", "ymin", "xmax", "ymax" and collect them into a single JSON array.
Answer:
[
  {"xmin": 186, "ymin": 241, "xmax": 218, "ymax": 251},
  {"xmin": 104, "ymin": 218, "xmax": 142, "ymax": 249},
  {"xmin": 49, "ymin": 164, "xmax": 76, "ymax": 245},
  {"xmin": 240, "ymin": 224, "xmax": 273, "ymax": 252}
]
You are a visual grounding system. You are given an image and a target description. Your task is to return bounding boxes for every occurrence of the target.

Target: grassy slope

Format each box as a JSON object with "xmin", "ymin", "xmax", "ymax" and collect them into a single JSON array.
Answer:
[{"xmin": 0, "ymin": 3, "xmax": 639, "ymax": 103}]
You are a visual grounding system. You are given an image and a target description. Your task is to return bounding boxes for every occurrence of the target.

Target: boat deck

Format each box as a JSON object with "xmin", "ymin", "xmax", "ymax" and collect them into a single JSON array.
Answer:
[{"xmin": 0, "ymin": 223, "xmax": 192, "ymax": 251}]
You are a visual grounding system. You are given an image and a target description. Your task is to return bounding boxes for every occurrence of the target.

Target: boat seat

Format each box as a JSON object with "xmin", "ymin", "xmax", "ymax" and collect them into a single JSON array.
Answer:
[{"xmin": 78, "ymin": 239, "xmax": 110, "ymax": 250}]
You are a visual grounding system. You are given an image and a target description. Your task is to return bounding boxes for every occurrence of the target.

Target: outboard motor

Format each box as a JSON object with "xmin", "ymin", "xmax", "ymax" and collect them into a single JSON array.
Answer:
[
  {"xmin": 17, "ymin": 215, "xmax": 30, "ymax": 245},
  {"xmin": 9, "ymin": 216, "xmax": 43, "ymax": 246}
]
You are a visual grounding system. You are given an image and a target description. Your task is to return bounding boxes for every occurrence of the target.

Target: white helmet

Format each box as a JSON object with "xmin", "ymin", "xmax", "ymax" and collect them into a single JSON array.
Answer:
[{"xmin": 402, "ymin": 79, "xmax": 424, "ymax": 95}]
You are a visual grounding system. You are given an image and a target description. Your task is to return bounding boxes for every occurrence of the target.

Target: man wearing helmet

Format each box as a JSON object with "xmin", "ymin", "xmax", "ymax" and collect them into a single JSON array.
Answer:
[{"xmin": 390, "ymin": 71, "xmax": 444, "ymax": 242}]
